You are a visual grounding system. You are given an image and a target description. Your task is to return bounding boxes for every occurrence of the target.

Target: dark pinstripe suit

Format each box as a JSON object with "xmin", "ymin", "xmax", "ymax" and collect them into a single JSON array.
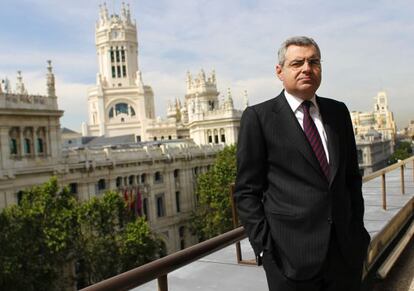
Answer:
[{"xmin": 234, "ymin": 91, "xmax": 370, "ymax": 286}]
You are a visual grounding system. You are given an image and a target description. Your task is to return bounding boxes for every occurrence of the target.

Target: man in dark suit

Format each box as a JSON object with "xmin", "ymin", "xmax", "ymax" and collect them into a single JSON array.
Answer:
[{"xmin": 234, "ymin": 36, "xmax": 370, "ymax": 291}]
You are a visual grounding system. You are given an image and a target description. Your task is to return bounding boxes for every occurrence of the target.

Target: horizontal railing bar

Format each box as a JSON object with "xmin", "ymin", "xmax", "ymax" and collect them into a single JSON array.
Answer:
[
  {"xmin": 362, "ymin": 155, "xmax": 414, "ymax": 183},
  {"xmin": 80, "ymin": 226, "xmax": 246, "ymax": 291}
]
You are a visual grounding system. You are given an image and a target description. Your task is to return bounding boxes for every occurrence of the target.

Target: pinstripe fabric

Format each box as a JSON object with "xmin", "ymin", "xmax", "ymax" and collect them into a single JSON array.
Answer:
[{"xmin": 301, "ymin": 101, "xmax": 330, "ymax": 180}]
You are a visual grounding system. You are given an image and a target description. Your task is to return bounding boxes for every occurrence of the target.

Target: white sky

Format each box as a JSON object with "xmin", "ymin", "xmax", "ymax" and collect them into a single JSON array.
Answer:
[{"xmin": 0, "ymin": 0, "xmax": 413, "ymax": 131}]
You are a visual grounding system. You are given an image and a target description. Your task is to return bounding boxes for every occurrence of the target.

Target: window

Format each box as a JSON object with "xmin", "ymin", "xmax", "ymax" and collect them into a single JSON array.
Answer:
[
  {"xmin": 220, "ymin": 129, "xmax": 226, "ymax": 143},
  {"xmin": 97, "ymin": 179, "xmax": 106, "ymax": 191},
  {"xmin": 156, "ymin": 194, "xmax": 165, "ymax": 217},
  {"xmin": 10, "ymin": 138, "xmax": 18, "ymax": 155},
  {"xmin": 179, "ymin": 226, "xmax": 185, "ymax": 250},
  {"xmin": 154, "ymin": 171, "xmax": 163, "ymax": 183},
  {"xmin": 143, "ymin": 198, "xmax": 148, "ymax": 219},
  {"xmin": 173, "ymin": 169, "xmax": 179, "ymax": 179},
  {"xmin": 140, "ymin": 174, "xmax": 146, "ymax": 184},
  {"xmin": 175, "ymin": 191, "xmax": 181, "ymax": 213},
  {"xmin": 117, "ymin": 66, "xmax": 121, "ymax": 78},
  {"xmin": 37, "ymin": 138, "xmax": 44, "ymax": 153},
  {"xmin": 116, "ymin": 177, "xmax": 122, "ymax": 188},
  {"xmin": 116, "ymin": 49, "xmax": 120, "ymax": 62},
  {"xmin": 17, "ymin": 191, "xmax": 24, "ymax": 205},
  {"xmin": 69, "ymin": 183, "xmax": 78, "ymax": 194},
  {"xmin": 9, "ymin": 127, "xmax": 20, "ymax": 156},
  {"xmin": 36, "ymin": 127, "xmax": 46, "ymax": 154},
  {"xmin": 115, "ymin": 103, "xmax": 129, "ymax": 115},
  {"xmin": 110, "ymin": 50, "xmax": 115, "ymax": 62},
  {"xmin": 24, "ymin": 138, "xmax": 31, "ymax": 154},
  {"xmin": 128, "ymin": 175, "xmax": 134, "ymax": 185},
  {"xmin": 168, "ymin": 135, "xmax": 172, "ymax": 140},
  {"xmin": 214, "ymin": 135, "xmax": 219, "ymax": 144},
  {"xmin": 112, "ymin": 66, "xmax": 116, "ymax": 78},
  {"xmin": 122, "ymin": 65, "xmax": 127, "ymax": 77},
  {"xmin": 136, "ymin": 135, "xmax": 141, "ymax": 142},
  {"xmin": 121, "ymin": 49, "xmax": 125, "ymax": 62}
]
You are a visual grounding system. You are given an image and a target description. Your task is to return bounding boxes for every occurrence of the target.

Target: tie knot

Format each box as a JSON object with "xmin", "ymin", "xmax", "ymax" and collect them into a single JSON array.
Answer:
[{"xmin": 302, "ymin": 100, "xmax": 313, "ymax": 110}]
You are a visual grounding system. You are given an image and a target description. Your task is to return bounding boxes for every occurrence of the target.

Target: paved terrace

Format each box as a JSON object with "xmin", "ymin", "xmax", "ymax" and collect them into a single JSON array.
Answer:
[{"xmin": 135, "ymin": 162, "xmax": 414, "ymax": 291}]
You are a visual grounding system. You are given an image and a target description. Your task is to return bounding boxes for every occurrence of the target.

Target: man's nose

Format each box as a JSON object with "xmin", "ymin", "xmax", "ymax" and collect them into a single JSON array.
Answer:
[{"xmin": 301, "ymin": 60, "xmax": 311, "ymax": 72}]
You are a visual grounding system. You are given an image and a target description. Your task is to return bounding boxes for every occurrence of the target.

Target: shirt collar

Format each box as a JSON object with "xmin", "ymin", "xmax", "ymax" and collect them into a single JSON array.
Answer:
[{"xmin": 284, "ymin": 90, "xmax": 319, "ymax": 113}]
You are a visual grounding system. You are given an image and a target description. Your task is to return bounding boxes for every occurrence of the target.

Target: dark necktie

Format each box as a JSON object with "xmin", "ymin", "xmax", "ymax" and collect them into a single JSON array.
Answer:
[{"xmin": 301, "ymin": 101, "xmax": 330, "ymax": 180}]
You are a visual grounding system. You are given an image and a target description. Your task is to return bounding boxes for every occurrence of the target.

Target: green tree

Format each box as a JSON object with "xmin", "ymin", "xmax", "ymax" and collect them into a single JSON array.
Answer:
[
  {"xmin": 0, "ymin": 179, "xmax": 165, "ymax": 290},
  {"xmin": 191, "ymin": 145, "xmax": 237, "ymax": 240},
  {"xmin": 388, "ymin": 141, "xmax": 413, "ymax": 164},
  {"xmin": 0, "ymin": 178, "xmax": 79, "ymax": 291},
  {"xmin": 76, "ymin": 191, "xmax": 165, "ymax": 288}
]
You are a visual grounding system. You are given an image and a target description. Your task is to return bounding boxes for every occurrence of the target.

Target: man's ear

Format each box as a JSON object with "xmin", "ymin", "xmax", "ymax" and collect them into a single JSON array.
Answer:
[{"xmin": 276, "ymin": 64, "xmax": 284, "ymax": 81}]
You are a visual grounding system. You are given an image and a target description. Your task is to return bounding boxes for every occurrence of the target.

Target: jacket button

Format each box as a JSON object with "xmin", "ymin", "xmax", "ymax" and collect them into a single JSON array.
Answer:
[{"xmin": 327, "ymin": 218, "xmax": 333, "ymax": 224}]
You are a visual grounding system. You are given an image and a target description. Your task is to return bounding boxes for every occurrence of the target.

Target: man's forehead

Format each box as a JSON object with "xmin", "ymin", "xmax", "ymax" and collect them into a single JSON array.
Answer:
[{"xmin": 285, "ymin": 45, "xmax": 319, "ymax": 57}]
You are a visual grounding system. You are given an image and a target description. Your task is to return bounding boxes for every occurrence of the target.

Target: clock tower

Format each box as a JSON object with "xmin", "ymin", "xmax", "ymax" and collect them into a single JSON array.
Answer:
[{"xmin": 85, "ymin": 3, "xmax": 155, "ymax": 138}]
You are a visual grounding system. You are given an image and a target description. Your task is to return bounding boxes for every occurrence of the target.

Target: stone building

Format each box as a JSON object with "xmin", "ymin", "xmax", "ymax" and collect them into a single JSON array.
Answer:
[
  {"xmin": 350, "ymin": 91, "xmax": 397, "ymax": 174},
  {"xmin": 0, "ymin": 63, "xmax": 222, "ymax": 254},
  {"xmin": 82, "ymin": 3, "xmax": 243, "ymax": 145},
  {"xmin": 355, "ymin": 130, "xmax": 393, "ymax": 176},
  {"xmin": 351, "ymin": 91, "xmax": 397, "ymax": 144}
]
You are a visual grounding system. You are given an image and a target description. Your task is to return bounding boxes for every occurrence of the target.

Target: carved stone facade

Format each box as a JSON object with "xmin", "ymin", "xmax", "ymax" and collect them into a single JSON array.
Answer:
[
  {"xmin": 351, "ymin": 91, "xmax": 397, "ymax": 144},
  {"xmin": 83, "ymin": 4, "xmax": 243, "ymax": 146},
  {"xmin": 0, "ymin": 62, "xmax": 222, "ymax": 254}
]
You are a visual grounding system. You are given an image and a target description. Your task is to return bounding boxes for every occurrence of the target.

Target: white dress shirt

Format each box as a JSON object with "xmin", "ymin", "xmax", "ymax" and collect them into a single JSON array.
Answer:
[{"xmin": 284, "ymin": 91, "xmax": 330, "ymax": 163}]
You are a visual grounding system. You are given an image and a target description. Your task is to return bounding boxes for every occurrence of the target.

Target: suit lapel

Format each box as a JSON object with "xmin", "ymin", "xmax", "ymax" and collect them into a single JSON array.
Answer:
[
  {"xmin": 272, "ymin": 92, "xmax": 325, "ymax": 180},
  {"xmin": 316, "ymin": 97, "xmax": 340, "ymax": 186}
]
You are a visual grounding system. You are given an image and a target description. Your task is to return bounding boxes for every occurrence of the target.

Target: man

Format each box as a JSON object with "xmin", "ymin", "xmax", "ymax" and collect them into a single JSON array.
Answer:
[{"xmin": 234, "ymin": 36, "xmax": 370, "ymax": 291}]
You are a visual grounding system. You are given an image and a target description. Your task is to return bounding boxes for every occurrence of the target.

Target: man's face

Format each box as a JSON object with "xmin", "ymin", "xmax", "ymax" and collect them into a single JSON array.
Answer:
[{"xmin": 276, "ymin": 45, "xmax": 322, "ymax": 100}]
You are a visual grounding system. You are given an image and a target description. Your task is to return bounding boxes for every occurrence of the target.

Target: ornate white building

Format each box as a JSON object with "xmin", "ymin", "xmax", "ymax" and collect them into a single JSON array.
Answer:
[
  {"xmin": 83, "ymin": 3, "xmax": 243, "ymax": 146},
  {"xmin": 0, "ymin": 63, "xmax": 223, "ymax": 254},
  {"xmin": 351, "ymin": 91, "xmax": 397, "ymax": 143},
  {"xmin": 350, "ymin": 91, "xmax": 397, "ymax": 175}
]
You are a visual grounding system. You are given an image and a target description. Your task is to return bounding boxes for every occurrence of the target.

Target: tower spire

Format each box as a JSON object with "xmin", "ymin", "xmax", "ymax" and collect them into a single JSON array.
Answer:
[
  {"xmin": 47, "ymin": 60, "xmax": 56, "ymax": 98},
  {"xmin": 16, "ymin": 70, "xmax": 27, "ymax": 95}
]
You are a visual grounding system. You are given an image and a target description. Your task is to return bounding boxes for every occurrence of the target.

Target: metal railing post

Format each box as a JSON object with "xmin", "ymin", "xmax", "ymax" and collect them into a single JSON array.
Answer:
[
  {"xmin": 382, "ymin": 173, "xmax": 387, "ymax": 210},
  {"xmin": 401, "ymin": 165, "xmax": 405, "ymax": 194},
  {"xmin": 157, "ymin": 275, "xmax": 168, "ymax": 291},
  {"xmin": 229, "ymin": 184, "xmax": 242, "ymax": 263}
]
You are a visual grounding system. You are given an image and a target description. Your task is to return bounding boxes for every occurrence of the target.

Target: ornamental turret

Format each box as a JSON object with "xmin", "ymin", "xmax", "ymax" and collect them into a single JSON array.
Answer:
[
  {"xmin": 46, "ymin": 60, "xmax": 56, "ymax": 98},
  {"xmin": 95, "ymin": 2, "xmax": 138, "ymax": 88}
]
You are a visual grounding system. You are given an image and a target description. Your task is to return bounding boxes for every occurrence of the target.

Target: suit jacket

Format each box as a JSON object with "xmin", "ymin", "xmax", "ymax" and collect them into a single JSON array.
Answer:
[{"xmin": 234, "ymin": 91, "xmax": 370, "ymax": 280}]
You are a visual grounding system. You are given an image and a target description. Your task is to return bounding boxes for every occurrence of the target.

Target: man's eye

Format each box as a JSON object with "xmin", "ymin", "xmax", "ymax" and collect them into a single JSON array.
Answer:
[
  {"xmin": 309, "ymin": 59, "xmax": 321, "ymax": 66},
  {"xmin": 290, "ymin": 61, "xmax": 303, "ymax": 67}
]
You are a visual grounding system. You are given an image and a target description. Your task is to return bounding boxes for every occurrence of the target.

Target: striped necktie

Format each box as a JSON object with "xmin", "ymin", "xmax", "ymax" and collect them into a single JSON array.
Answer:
[{"xmin": 301, "ymin": 101, "xmax": 330, "ymax": 180}]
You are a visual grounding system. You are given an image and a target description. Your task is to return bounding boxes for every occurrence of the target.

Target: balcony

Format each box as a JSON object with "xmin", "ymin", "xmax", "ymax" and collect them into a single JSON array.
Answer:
[{"xmin": 81, "ymin": 156, "xmax": 414, "ymax": 291}]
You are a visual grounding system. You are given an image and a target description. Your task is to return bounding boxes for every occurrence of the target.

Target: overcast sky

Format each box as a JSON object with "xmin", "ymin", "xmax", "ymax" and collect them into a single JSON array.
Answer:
[{"xmin": 0, "ymin": 0, "xmax": 413, "ymax": 131}]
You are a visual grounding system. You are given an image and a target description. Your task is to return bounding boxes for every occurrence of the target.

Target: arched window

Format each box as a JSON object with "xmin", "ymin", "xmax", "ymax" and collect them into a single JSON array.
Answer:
[
  {"xmin": 220, "ymin": 128, "xmax": 226, "ymax": 143},
  {"xmin": 97, "ymin": 179, "xmax": 106, "ymax": 191},
  {"xmin": 9, "ymin": 127, "xmax": 20, "ymax": 156},
  {"xmin": 116, "ymin": 177, "xmax": 122, "ymax": 188},
  {"xmin": 154, "ymin": 171, "xmax": 163, "ymax": 183},
  {"xmin": 36, "ymin": 127, "xmax": 46, "ymax": 155},
  {"xmin": 23, "ymin": 127, "xmax": 33, "ymax": 155},
  {"xmin": 115, "ymin": 103, "xmax": 128, "ymax": 115},
  {"xmin": 108, "ymin": 103, "xmax": 137, "ymax": 119},
  {"xmin": 128, "ymin": 175, "xmax": 135, "ymax": 185}
]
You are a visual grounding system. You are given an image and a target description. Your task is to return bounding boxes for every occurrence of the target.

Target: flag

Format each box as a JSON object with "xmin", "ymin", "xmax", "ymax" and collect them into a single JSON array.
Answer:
[{"xmin": 135, "ymin": 187, "xmax": 142, "ymax": 217}]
